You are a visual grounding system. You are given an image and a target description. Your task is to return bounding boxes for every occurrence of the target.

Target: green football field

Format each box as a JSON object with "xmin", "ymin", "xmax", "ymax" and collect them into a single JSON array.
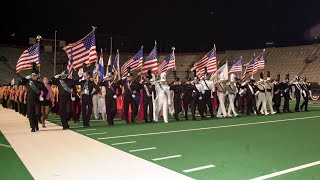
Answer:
[
  {"xmin": 0, "ymin": 131, "xmax": 33, "ymax": 180},
  {"xmin": 47, "ymin": 100, "xmax": 320, "ymax": 180}
]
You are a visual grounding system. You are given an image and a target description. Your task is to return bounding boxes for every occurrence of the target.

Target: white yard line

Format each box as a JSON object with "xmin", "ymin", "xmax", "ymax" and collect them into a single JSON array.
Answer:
[
  {"xmin": 76, "ymin": 129, "xmax": 97, "ymax": 132},
  {"xmin": 250, "ymin": 160, "xmax": 320, "ymax": 180},
  {"xmin": 111, "ymin": 141, "xmax": 137, "ymax": 146},
  {"xmin": 86, "ymin": 132, "xmax": 108, "ymax": 136},
  {"xmin": 182, "ymin": 165, "xmax": 215, "ymax": 173},
  {"xmin": 98, "ymin": 116, "xmax": 320, "ymax": 140},
  {"xmin": 0, "ymin": 143, "xmax": 12, "ymax": 148},
  {"xmin": 152, "ymin": 155, "xmax": 182, "ymax": 161},
  {"xmin": 129, "ymin": 147, "xmax": 157, "ymax": 152}
]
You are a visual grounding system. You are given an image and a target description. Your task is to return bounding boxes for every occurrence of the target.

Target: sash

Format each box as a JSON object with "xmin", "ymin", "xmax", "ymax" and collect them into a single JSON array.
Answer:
[
  {"xmin": 29, "ymin": 81, "xmax": 40, "ymax": 95},
  {"xmin": 126, "ymin": 81, "xmax": 133, "ymax": 93},
  {"xmin": 108, "ymin": 81, "xmax": 116, "ymax": 94},
  {"xmin": 59, "ymin": 80, "xmax": 71, "ymax": 93},
  {"xmin": 144, "ymin": 84, "xmax": 151, "ymax": 97},
  {"xmin": 203, "ymin": 80, "xmax": 210, "ymax": 90},
  {"xmin": 159, "ymin": 84, "xmax": 168, "ymax": 98}
]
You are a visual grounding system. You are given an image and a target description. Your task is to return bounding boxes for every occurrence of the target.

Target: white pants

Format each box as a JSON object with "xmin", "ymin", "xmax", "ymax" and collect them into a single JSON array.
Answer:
[
  {"xmin": 265, "ymin": 92, "xmax": 275, "ymax": 114},
  {"xmin": 154, "ymin": 99, "xmax": 168, "ymax": 123},
  {"xmin": 217, "ymin": 92, "xmax": 227, "ymax": 117},
  {"xmin": 256, "ymin": 93, "xmax": 268, "ymax": 115},
  {"xmin": 92, "ymin": 95, "xmax": 99, "ymax": 119},
  {"xmin": 98, "ymin": 97, "xmax": 106, "ymax": 120},
  {"xmin": 227, "ymin": 94, "xmax": 238, "ymax": 116}
]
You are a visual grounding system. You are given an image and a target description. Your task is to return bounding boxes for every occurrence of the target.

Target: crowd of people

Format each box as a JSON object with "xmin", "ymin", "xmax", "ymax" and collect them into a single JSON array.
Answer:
[{"xmin": 0, "ymin": 63, "xmax": 313, "ymax": 133}]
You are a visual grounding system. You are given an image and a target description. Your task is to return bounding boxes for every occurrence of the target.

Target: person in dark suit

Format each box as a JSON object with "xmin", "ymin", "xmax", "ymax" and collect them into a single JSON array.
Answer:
[
  {"xmin": 242, "ymin": 79, "xmax": 258, "ymax": 115},
  {"xmin": 170, "ymin": 77, "xmax": 183, "ymax": 121},
  {"xmin": 141, "ymin": 70, "xmax": 156, "ymax": 123},
  {"xmin": 300, "ymin": 76, "xmax": 311, "ymax": 111},
  {"xmin": 281, "ymin": 74, "xmax": 292, "ymax": 113},
  {"xmin": 292, "ymin": 76, "xmax": 302, "ymax": 112},
  {"xmin": 273, "ymin": 74, "xmax": 282, "ymax": 113}
]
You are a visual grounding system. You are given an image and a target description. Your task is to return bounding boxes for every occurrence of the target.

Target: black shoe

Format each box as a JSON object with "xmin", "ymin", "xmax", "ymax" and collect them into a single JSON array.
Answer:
[
  {"xmin": 36, "ymin": 127, "xmax": 39, "ymax": 131},
  {"xmin": 63, "ymin": 127, "xmax": 68, "ymax": 130},
  {"xmin": 31, "ymin": 129, "xmax": 35, "ymax": 132}
]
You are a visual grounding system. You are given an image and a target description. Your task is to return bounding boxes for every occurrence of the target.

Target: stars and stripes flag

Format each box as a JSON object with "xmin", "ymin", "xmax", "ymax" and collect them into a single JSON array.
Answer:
[
  {"xmin": 158, "ymin": 48, "xmax": 176, "ymax": 74},
  {"xmin": 191, "ymin": 45, "xmax": 217, "ymax": 78},
  {"xmin": 16, "ymin": 42, "xmax": 40, "ymax": 73},
  {"xmin": 242, "ymin": 54, "xmax": 255, "ymax": 80},
  {"xmin": 113, "ymin": 50, "xmax": 120, "ymax": 77},
  {"xmin": 67, "ymin": 48, "xmax": 73, "ymax": 79},
  {"xmin": 229, "ymin": 56, "xmax": 242, "ymax": 74},
  {"xmin": 121, "ymin": 46, "xmax": 143, "ymax": 77},
  {"xmin": 142, "ymin": 42, "xmax": 158, "ymax": 75},
  {"xmin": 63, "ymin": 31, "xmax": 97, "ymax": 71},
  {"xmin": 253, "ymin": 51, "xmax": 265, "ymax": 73}
]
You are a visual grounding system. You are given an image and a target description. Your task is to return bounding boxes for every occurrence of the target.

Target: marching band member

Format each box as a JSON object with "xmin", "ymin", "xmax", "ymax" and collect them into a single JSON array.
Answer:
[
  {"xmin": 241, "ymin": 79, "xmax": 258, "ymax": 115},
  {"xmin": 300, "ymin": 76, "xmax": 312, "ymax": 111},
  {"xmin": 170, "ymin": 74, "xmax": 183, "ymax": 121},
  {"xmin": 154, "ymin": 72, "xmax": 171, "ymax": 123},
  {"xmin": 292, "ymin": 76, "xmax": 302, "ymax": 112},
  {"xmin": 256, "ymin": 73, "xmax": 268, "ymax": 115},
  {"xmin": 226, "ymin": 74, "xmax": 238, "ymax": 117},
  {"xmin": 281, "ymin": 74, "xmax": 292, "ymax": 113},
  {"xmin": 193, "ymin": 72, "xmax": 205, "ymax": 120},
  {"xmin": 201, "ymin": 68, "xmax": 215, "ymax": 118},
  {"xmin": 215, "ymin": 77, "xmax": 227, "ymax": 118},
  {"xmin": 265, "ymin": 71, "xmax": 276, "ymax": 115},
  {"xmin": 142, "ymin": 70, "xmax": 156, "ymax": 123},
  {"xmin": 273, "ymin": 74, "xmax": 282, "ymax": 113}
]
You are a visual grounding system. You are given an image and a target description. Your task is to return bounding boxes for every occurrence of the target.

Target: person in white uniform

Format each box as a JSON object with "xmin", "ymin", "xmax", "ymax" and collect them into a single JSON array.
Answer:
[
  {"xmin": 215, "ymin": 77, "xmax": 227, "ymax": 118},
  {"xmin": 256, "ymin": 73, "xmax": 268, "ymax": 115},
  {"xmin": 154, "ymin": 72, "xmax": 171, "ymax": 123},
  {"xmin": 225, "ymin": 74, "xmax": 238, "ymax": 117},
  {"xmin": 97, "ymin": 86, "xmax": 106, "ymax": 121},
  {"xmin": 264, "ymin": 71, "xmax": 276, "ymax": 115},
  {"xmin": 200, "ymin": 68, "xmax": 215, "ymax": 117},
  {"xmin": 92, "ymin": 78, "xmax": 100, "ymax": 119}
]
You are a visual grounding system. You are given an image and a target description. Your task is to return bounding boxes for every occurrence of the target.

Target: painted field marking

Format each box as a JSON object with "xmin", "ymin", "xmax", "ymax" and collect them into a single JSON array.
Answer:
[
  {"xmin": 0, "ymin": 143, "xmax": 12, "ymax": 148},
  {"xmin": 129, "ymin": 147, "xmax": 157, "ymax": 152},
  {"xmin": 76, "ymin": 129, "xmax": 96, "ymax": 132},
  {"xmin": 111, "ymin": 141, "xmax": 136, "ymax": 146},
  {"xmin": 98, "ymin": 116, "xmax": 320, "ymax": 140},
  {"xmin": 182, "ymin": 165, "xmax": 215, "ymax": 173},
  {"xmin": 152, "ymin": 155, "xmax": 182, "ymax": 161},
  {"xmin": 86, "ymin": 132, "xmax": 108, "ymax": 136},
  {"xmin": 250, "ymin": 160, "xmax": 320, "ymax": 180}
]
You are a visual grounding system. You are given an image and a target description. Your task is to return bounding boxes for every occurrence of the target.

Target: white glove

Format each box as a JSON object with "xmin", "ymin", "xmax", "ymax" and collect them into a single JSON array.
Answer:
[
  {"xmin": 113, "ymin": 95, "xmax": 117, "ymax": 99},
  {"xmin": 132, "ymin": 94, "xmax": 136, "ymax": 98},
  {"xmin": 71, "ymin": 97, "xmax": 75, "ymax": 101},
  {"xmin": 54, "ymin": 74, "xmax": 60, "ymax": 79},
  {"xmin": 199, "ymin": 96, "xmax": 202, "ymax": 100},
  {"xmin": 25, "ymin": 75, "xmax": 31, "ymax": 79},
  {"xmin": 39, "ymin": 96, "xmax": 44, "ymax": 101}
]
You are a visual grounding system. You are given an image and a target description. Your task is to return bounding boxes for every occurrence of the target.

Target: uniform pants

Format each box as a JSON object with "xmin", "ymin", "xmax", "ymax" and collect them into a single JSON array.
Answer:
[
  {"xmin": 124, "ymin": 96, "xmax": 138, "ymax": 122},
  {"xmin": 295, "ymin": 91, "xmax": 301, "ymax": 111},
  {"xmin": 155, "ymin": 99, "xmax": 168, "ymax": 123},
  {"xmin": 106, "ymin": 98, "xmax": 117, "ymax": 125},
  {"xmin": 27, "ymin": 102, "xmax": 41, "ymax": 131},
  {"xmin": 300, "ymin": 91, "xmax": 309, "ymax": 111},
  {"xmin": 173, "ymin": 97, "xmax": 182, "ymax": 120},
  {"xmin": 273, "ymin": 94, "xmax": 281, "ymax": 113},
  {"xmin": 82, "ymin": 96, "xmax": 93, "ymax": 126},
  {"xmin": 92, "ymin": 95, "xmax": 99, "ymax": 119},
  {"xmin": 227, "ymin": 94, "xmax": 237, "ymax": 116},
  {"xmin": 143, "ymin": 97, "xmax": 153, "ymax": 122},
  {"xmin": 183, "ymin": 98, "xmax": 191, "ymax": 120},
  {"xmin": 72, "ymin": 101, "xmax": 81, "ymax": 122},
  {"xmin": 217, "ymin": 92, "xmax": 227, "ymax": 117},
  {"xmin": 203, "ymin": 90, "xmax": 214, "ymax": 117},
  {"xmin": 257, "ymin": 93, "xmax": 268, "ymax": 115},
  {"xmin": 266, "ymin": 92, "xmax": 275, "ymax": 114},
  {"xmin": 59, "ymin": 95, "xmax": 72, "ymax": 129}
]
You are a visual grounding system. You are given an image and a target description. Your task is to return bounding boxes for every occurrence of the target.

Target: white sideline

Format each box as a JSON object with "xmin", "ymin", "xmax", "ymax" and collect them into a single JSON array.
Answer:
[
  {"xmin": 182, "ymin": 165, "xmax": 215, "ymax": 173},
  {"xmin": 85, "ymin": 132, "xmax": 108, "ymax": 136},
  {"xmin": 129, "ymin": 147, "xmax": 157, "ymax": 152},
  {"xmin": 0, "ymin": 108, "xmax": 193, "ymax": 180},
  {"xmin": 250, "ymin": 160, "xmax": 320, "ymax": 180},
  {"xmin": 98, "ymin": 116, "xmax": 320, "ymax": 140},
  {"xmin": 111, "ymin": 141, "xmax": 136, "ymax": 145},
  {"xmin": 76, "ymin": 129, "xmax": 96, "ymax": 132},
  {"xmin": 0, "ymin": 143, "xmax": 12, "ymax": 148},
  {"xmin": 152, "ymin": 155, "xmax": 182, "ymax": 161}
]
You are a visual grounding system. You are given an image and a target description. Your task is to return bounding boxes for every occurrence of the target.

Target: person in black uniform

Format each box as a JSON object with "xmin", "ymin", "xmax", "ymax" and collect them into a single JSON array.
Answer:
[
  {"xmin": 119, "ymin": 67, "xmax": 140, "ymax": 123},
  {"xmin": 182, "ymin": 76, "xmax": 199, "ymax": 120},
  {"xmin": 300, "ymin": 76, "xmax": 311, "ymax": 111},
  {"xmin": 99, "ymin": 67, "xmax": 122, "ymax": 126},
  {"xmin": 77, "ymin": 70, "xmax": 100, "ymax": 127},
  {"xmin": 21, "ymin": 63, "xmax": 48, "ymax": 132},
  {"xmin": 170, "ymin": 76, "xmax": 183, "ymax": 121},
  {"xmin": 281, "ymin": 74, "xmax": 292, "ymax": 113},
  {"xmin": 141, "ymin": 70, "xmax": 156, "ymax": 123},
  {"xmin": 51, "ymin": 70, "xmax": 77, "ymax": 130},
  {"xmin": 273, "ymin": 74, "xmax": 282, "ymax": 113},
  {"xmin": 242, "ymin": 79, "xmax": 258, "ymax": 115},
  {"xmin": 235, "ymin": 77, "xmax": 245, "ymax": 114},
  {"xmin": 201, "ymin": 68, "xmax": 214, "ymax": 118},
  {"xmin": 292, "ymin": 76, "xmax": 302, "ymax": 112}
]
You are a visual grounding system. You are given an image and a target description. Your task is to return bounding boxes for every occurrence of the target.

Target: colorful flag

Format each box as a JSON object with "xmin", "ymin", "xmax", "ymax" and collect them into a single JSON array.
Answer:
[
  {"xmin": 121, "ymin": 46, "xmax": 143, "ymax": 76},
  {"xmin": 229, "ymin": 56, "xmax": 242, "ymax": 74},
  {"xmin": 67, "ymin": 48, "xmax": 73, "ymax": 79},
  {"xmin": 113, "ymin": 50, "xmax": 120, "ymax": 77},
  {"xmin": 158, "ymin": 49, "xmax": 176, "ymax": 74},
  {"xmin": 191, "ymin": 45, "xmax": 217, "ymax": 78},
  {"xmin": 63, "ymin": 31, "xmax": 97, "ymax": 70},
  {"xmin": 253, "ymin": 51, "xmax": 265, "ymax": 73},
  {"xmin": 142, "ymin": 42, "xmax": 158, "ymax": 75},
  {"xmin": 16, "ymin": 42, "xmax": 40, "ymax": 72},
  {"xmin": 242, "ymin": 54, "xmax": 255, "ymax": 79},
  {"xmin": 98, "ymin": 49, "xmax": 104, "ymax": 82}
]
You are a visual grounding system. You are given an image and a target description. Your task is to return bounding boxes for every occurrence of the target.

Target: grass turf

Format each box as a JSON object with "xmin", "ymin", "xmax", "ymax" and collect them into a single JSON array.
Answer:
[
  {"xmin": 48, "ymin": 101, "xmax": 320, "ymax": 180},
  {"xmin": 0, "ymin": 131, "xmax": 33, "ymax": 180}
]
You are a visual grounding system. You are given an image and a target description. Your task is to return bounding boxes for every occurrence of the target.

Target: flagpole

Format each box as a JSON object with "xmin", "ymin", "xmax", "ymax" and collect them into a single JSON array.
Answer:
[
  {"xmin": 36, "ymin": 35, "xmax": 42, "ymax": 75},
  {"xmin": 54, "ymin": 30, "xmax": 57, "ymax": 76},
  {"xmin": 117, "ymin": 49, "xmax": 120, "ymax": 80}
]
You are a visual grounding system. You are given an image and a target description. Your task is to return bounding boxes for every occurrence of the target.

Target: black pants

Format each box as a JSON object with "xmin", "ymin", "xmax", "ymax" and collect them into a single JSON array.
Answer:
[
  {"xmin": 143, "ymin": 97, "xmax": 153, "ymax": 122},
  {"xmin": 173, "ymin": 97, "xmax": 182, "ymax": 120},
  {"xmin": 82, "ymin": 96, "xmax": 93, "ymax": 126},
  {"xmin": 27, "ymin": 102, "xmax": 41, "ymax": 131},
  {"xmin": 273, "ymin": 95, "xmax": 281, "ymax": 113},
  {"xmin": 124, "ymin": 96, "xmax": 137, "ymax": 122},
  {"xmin": 183, "ymin": 98, "xmax": 191, "ymax": 120},
  {"xmin": 106, "ymin": 98, "xmax": 117, "ymax": 125},
  {"xmin": 192, "ymin": 96, "xmax": 204, "ymax": 119},
  {"xmin": 59, "ymin": 95, "xmax": 72, "ymax": 129},
  {"xmin": 295, "ymin": 91, "xmax": 301, "ymax": 112},
  {"xmin": 300, "ymin": 92, "xmax": 309, "ymax": 111},
  {"xmin": 203, "ymin": 90, "xmax": 214, "ymax": 117},
  {"xmin": 283, "ymin": 94, "xmax": 290, "ymax": 112},
  {"xmin": 246, "ymin": 96, "xmax": 257, "ymax": 115}
]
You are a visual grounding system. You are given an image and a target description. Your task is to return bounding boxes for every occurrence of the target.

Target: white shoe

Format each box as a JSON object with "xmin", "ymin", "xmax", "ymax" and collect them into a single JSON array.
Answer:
[
  {"xmin": 234, "ymin": 113, "xmax": 238, "ymax": 117},
  {"xmin": 265, "ymin": 112, "xmax": 269, "ymax": 116},
  {"xmin": 216, "ymin": 115, "xmax": 223, "ymax": 118},
  {"xmin": 227, "ymin": 114, "xmax": 233, "ymax": 118},
  {"xmin": 271, "ymin": 112, "xmax": 276, "ymax": 115}
]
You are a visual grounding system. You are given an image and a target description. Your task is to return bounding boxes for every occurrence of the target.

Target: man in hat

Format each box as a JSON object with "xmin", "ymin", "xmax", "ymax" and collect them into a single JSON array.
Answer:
[
  {"xmin": 241, "ymin": 79, "xmax": 258, "ymax": 115},
  {"xmin": 52, "ymin": 70, "xmax": 77, "ymax": 130},
  {"xmin": 256, "ymin": 73, "xmax": 268, "ymax": 115},
  {"xmin": 154, "ymin": 72, "xmax": 171, "ymax": 123},
  {"xmin": 281, "ymin": 74, "xmax": 292, "ymax": 113},
  {"xmin": 226, "ymin": 74, "xmax": 238, "ymax": 117},
  {"xmin": 77, "ymin": 69, "xmax": 101, "ymax": 127},
  {"xmin": 99, "ymin": 67, "xmax": 122, "ymax": 125},
  {"xmin": 142, "ymin": 70, "xmax": 156, "ymax": 123},
  {"xmin": 300, "ymin": 76, "xmax": 312, "ymax": 111},
  {"xmin": 21, "ymin": 63, "xmax": 48, "ymax": 132},
  {"xmin": 292, "ymin": 76, "xmax": 302, "ymax": 112},
  {"xmin": 193, "ymin": 74, "xmax": 205, "ymax": 120},
  {"xmin": 200, "ymin": 67, "xmax": 215, "ymax": 118},
  {"xmin": 273, "ymin": 74, "xmax": 282, "ymax": 113},
  {"xmin": 170, "ymin": 75, "xmax": 183, "ymax": 121},
  {"xmin": 215, "ymin": 76, "xmax": 227, "ymax": 118},
  {"xmin": 265, "ymin": 71, "xmax": 276, "ymax": 115}
]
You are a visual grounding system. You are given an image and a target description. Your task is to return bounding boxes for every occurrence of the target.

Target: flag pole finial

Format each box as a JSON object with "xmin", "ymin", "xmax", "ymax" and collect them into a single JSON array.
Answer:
[
  {"xmin": 91, "ymin": 26, "xmax": 97, "ymax": 30},
  {"xmin": 172, "ymin": 47, "xmax": 175, "ymax": 51}
]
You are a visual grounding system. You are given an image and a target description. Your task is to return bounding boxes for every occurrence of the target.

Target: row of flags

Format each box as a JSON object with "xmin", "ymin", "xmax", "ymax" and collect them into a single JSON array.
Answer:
[{"xmin": 15, "ymin": 29, "xmax": 265, "ymax": 80}]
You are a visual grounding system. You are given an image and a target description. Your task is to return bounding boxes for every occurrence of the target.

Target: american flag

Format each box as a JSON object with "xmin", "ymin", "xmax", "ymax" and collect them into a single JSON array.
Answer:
[
  {"xmin": 142, "ymin": 42, "xmax": 158, "ymax": 75},
  {"xmin": 229, "ymin": 56, "xmax": 242, "ymax": 73},
  {"xmin": 121, "ymin": 46, "xmax": 143, "ymax": 77},
  {"xmin": 16, "ymin": 42, "xmax": 40, "ymax": 73},
  {"xmin": 63, "ymin": 31, "xmax": 97, "ymax": 70},
  {"xmin": 113, "ymin": 49, "xmax": 119, "ymax": 74},
  {"xmin": 191, "ymin": 45, "xmax": 217, "ymax": 77},
  {"xmin": 67, "ymin": 48, "xmax": 73, "ymax": 79},
  {"xmin": 242, "ymin": 55, "xmax": 255, "ymax": 79},
  {"xmin": 158, "ymin": 49, "xmax": 176, "ymax": 74},
  {"xmin": 253, "ymin": 52, "xmax": 265, "ymax": 73}
]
